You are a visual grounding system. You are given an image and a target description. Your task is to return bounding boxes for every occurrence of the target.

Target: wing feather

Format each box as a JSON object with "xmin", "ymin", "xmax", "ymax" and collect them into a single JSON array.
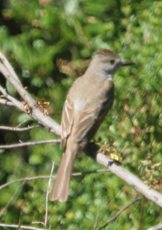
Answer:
[
  {"xmin": 73, "ymin": 85, "xmax": 114, "ymax": 142},
  {"xmin": 61, "ymin": 96, "xmax": 74, "ymax": 147}
]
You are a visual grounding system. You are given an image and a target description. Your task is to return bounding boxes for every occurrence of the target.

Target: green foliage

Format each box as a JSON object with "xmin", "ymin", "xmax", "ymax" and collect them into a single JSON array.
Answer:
[{"xmin": 0, "ymin": 0, "xmax": 162, "ymax": 229}]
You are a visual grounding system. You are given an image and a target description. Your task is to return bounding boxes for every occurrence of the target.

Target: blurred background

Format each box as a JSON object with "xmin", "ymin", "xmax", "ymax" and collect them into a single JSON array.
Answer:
[{"xmin": 0, "ymin": 0, "xmax": 162, "ymax": 229}]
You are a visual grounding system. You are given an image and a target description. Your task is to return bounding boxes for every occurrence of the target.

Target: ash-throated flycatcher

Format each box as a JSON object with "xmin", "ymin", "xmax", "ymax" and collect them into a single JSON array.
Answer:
[{"xmin": 50, "ymin": 49, "xmax": 134, "ymax": 202}]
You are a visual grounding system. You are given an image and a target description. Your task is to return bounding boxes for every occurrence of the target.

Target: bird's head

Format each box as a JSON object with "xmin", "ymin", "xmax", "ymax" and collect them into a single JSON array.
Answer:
[{"xmin": 92, "ymin": 49, "xmax": 134, "ymax": 76}]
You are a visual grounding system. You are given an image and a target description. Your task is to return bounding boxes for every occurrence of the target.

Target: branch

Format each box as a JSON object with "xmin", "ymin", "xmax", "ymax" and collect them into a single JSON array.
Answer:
[
  {"xmin": 0, "ymin": 98, "xmax": 14, "ymax": 106},
  {"xmin": 0, "ymin": 52, "xmax": 22, "ymax": 85},
  {"xmin": 0, "ymin": 223, "xmax": 50, "ymax": 230},
  {"xmin": 0, "ymin": 176, "xmax": 55, "ymax": 190},
  {"xmin": 0, "ymin": 85, "xmax": 25, "ymax": 112},
  {"xmin": 16, "ymin": 118, "xmax": 34, "ymax": 127},
  {"xmin": 29, "ymin": 163, "xmax": 55, "ymax": 228},
  {"xmin": 0, "ymin": 53, "xmax": 61, "ymax": 136},
  {"xmin": 146, "ymin": 223, "xmax": 162, "ymax": 230},
  {"xmin": 0, "ymin": 181, "xmax": 26, "ymax": 217},
  {"xmin": 0, "ymin": 125, "xmax": 42, "ymax": 131},
  {"xmin": 0, "ymin": 169, "xmax": 110, "ymax": 190},
  {"xmin": 98, "ymin": 197, "xmax": 143, "ymax": 229},
  {"xmin": 45, "ymin": 162, "xmax": 55, "ymax": 227},
  {"xmin": 0, "ymin": 139, "xmax": 61, "ymax": 149},
  {"xmin": 85, "ymin": 143, "xmax": 162, "ymax": 208}
]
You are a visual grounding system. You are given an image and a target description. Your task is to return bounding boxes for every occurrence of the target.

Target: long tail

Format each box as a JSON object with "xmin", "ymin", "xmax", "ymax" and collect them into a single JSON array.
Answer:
[{"xmin": 49, "ymin": 149, "xmax": 76, "ymax": 202}]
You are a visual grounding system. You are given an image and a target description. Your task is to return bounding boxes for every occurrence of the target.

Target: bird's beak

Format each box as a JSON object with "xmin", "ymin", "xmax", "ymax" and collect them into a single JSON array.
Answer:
[{"xmin": 121, "ymin": 61, "xmax": 134, "ymax": 66}]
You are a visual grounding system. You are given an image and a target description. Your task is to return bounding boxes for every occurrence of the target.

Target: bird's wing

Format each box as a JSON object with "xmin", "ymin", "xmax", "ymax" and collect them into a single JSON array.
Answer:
[
  {"xmin": 61, "ymin": 94, "xmax": 74, "ymax": 147},
  {"xmin": 73, "ymin": 85, "xmax": 114, "ymax": 142}
]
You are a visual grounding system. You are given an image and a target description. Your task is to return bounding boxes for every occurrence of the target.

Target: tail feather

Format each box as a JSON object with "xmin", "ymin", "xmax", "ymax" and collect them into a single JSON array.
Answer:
[{"xmin": 50, "ymin": 150, "xmax": 75, "ymax": 202}]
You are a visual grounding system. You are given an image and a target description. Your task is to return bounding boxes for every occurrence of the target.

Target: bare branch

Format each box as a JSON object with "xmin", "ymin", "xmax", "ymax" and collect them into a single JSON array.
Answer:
[
  {"xmin": 1, "ymin": 142, "xmax": 162, "ymax": 209},
  {"xmin": 31, "ymin": 221, "xmax": 45, "ymax": 227},
  {"xmin": 72, "ymin": 168, "xmax": 110, "ymax": 177},
  {"xmin": 0, "ymin": 169, "xmax": 110, "ymax": 190},
  {"xmin": 0, "ymin": 98, "xmax": 14, "ymax": 106},
  {"xmin": 0, "ymin": 61, "xmax": 61, "ymax": 136},
  {"xmin": 146, "ymin": 223, "xmax": 162, "ymax": 230},
  {"xmin": 0, "ymin": 169, "xmax": 109, "ymax": 190},
  {"xmin": 0, "ymin": 139, "xmax": 61, "ymax": 149},
  {"xmin": 85, "ymin": 145, "xmax": 162, "ymax": 208},
  {"xmin": 0, "ymin": 51, "xmax": 22, "ymax": 85},
  {"xmin": 0, "ymin": 125, "xmax": 42, "ymax": 132},
  {"xmin": 0, "ymin": 84, "xmax": 25, "ymax": 112},
  {"xmin": 94, "ymin": 212, "xmax": 99, "ymax": 230},
  {"xmin": 0, "ymin": 176, "xmax": 55, "ymax": 191},
  {"xmin": 45, "ymin": 162, "xmax": 55, "ymax": 227},
  {"xmin": 0, "ymin": 181, "xmax": 26, "ymax": 217},
  {"xmin": 98, "ymin": 197, "xmax": 143, "ymax": 230},
  {"xmin": 16, "ymin": 118, "xmax": 34, "ymax": 127},
  {"xmin": 0, "ymin": 223, "xmax": 50, "ymax": 230}
]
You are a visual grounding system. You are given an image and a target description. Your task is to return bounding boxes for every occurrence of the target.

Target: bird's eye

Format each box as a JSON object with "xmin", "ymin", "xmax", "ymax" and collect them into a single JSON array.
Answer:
[{"xmin": 110, "ymin": 59, "xmax": 115, "ymax": 65}]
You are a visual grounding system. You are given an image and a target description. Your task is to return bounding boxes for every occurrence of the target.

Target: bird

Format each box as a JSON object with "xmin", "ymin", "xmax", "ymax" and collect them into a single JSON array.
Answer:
[{"xmin": 50, "ymin": 49, "xmax": 134, "ymax": 202}]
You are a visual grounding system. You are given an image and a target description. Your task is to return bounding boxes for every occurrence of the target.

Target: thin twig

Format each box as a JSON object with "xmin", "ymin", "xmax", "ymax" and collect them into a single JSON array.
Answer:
[
  {"xmin": 0, "ymin": 98, "xmax": 14, "ymax": 106},
  {"xmin": 0, "ymin": 84, "xmax": 25, "ymax": 112},
  {"xmin": 0, "ymin": 169, "xmax": 110, "ymax": 190},
  {"xmin": 32, "ymin": 221, "xmax": 45, "ymax": 226},
  {"xmin": 0, "ymin": 181, "xmax": 26, "ymax": 217},
  {"xmin": 98, "ymin": 197, "xmax": 143, "ymax": 230},
  {"xmin": 0, "ymin": 176, "xmax": 55, "ymax": 190},
  {"xmin": 0, "ymin": 125, "xmax": 42, "ymax": 132},
  {"xmin": 45, "ymin": 162, "xmax": 55, "ymax": 227},
  {"xmin": 94, "ymin": 212, "xmax": 99, "ymax": 230},
  {"xmin": 72, "ymin": 169, "xmax": 110, "ymax": 176},
  {"xmin": 0, "ymin": 139, "xmax": 61, "ymax": 149},
  {"xmin": 0, "ymin": 223, "xmax": 50, "ymax": 230},
  {"xmin": 16, "ymin": 119, "xmax": 34, "ymax": 127},
  {"xmin": 139, "ymin": 197, "xmax": 145, "ymax": 230}
]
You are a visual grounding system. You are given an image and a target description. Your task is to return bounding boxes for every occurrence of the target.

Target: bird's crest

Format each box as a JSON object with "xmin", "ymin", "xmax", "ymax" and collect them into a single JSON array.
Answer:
[{"xmin": 93, "ymin": 49, "xmax": 119, "ymax": 59}]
